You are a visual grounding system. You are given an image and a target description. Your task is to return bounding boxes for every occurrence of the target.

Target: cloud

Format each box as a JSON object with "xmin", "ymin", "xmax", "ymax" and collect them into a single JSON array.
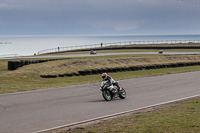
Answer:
[
  {"xmin": 0, "ymin": 3, "xmax": 22, "ymax": 10},
  {"xmin": 0, "ymin": 0, "xmax": 200, "ymax": 35},
  {"xmin": 85, "ymin": 19, "xmax": 144, "ymax": 31},
  {"xmin": 109, "ymin": 21, "xmax": 143, "ymax": 31}
]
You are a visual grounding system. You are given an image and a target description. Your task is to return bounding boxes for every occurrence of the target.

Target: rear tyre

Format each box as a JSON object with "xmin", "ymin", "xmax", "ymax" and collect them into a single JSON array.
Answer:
[
  {"xmin": 119, "ymin": 88, "xmax": 126, "ymax": 99},
  {"xmin": 102, "ymin": 90, "xmax": 112, "ymax": 101}
]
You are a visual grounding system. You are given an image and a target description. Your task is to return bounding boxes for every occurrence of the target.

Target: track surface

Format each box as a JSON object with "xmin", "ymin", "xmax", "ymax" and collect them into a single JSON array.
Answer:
[
  {"xmin": 1, "ymin": 52, "xmax": 200, "ymax": 59},
  {"xmin": 0, "ymin": 71, "xmax": 200, "ymax": 133}
]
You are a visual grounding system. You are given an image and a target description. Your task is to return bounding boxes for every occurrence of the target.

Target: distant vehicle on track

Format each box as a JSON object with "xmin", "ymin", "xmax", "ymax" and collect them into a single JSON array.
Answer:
[
  {"xmin": 159, "ymin": 49, "xmax": 164, "ymax": 54},
  {"xmin": 90, "ymin": 50, "xmax": 96, "ymax": 55}
]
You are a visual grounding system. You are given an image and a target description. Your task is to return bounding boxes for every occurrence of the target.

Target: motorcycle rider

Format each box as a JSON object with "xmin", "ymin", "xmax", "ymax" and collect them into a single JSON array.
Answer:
[{"xmin": 102, "ymin": 73, "xmax": 122, "ymax": 91}]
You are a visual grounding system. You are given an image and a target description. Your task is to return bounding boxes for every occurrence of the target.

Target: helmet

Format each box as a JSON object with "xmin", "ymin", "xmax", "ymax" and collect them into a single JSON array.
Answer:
[{"xmin": 102, "ymin": 73, "xmax": 107, "ymax": 79}]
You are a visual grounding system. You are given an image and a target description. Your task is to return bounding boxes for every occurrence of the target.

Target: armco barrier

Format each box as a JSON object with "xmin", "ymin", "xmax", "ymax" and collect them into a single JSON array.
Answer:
[
  {"xmin": 37, "ymin": 40, "xmax": 200, "ymax": 55},
  {"xmin": 40, "ymin": 61, "xmax": 200, "ymax": 78}
]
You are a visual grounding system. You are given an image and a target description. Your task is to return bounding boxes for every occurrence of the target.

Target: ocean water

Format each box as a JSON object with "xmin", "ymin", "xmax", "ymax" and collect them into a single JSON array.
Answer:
[{"xmin": 0, "ymin": 35, "xmax": 200, "ymax": 56}]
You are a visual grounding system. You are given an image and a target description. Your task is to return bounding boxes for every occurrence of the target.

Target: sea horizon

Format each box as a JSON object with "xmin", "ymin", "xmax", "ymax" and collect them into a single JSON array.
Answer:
[{"xmin": 0, "ymin": 34, "xmax": 200, "ymax": 56}]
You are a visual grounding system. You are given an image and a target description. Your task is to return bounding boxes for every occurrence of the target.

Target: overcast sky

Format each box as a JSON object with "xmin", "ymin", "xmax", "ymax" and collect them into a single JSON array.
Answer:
[{"xmin": 0, "ymin": 0, "xmax": 200, "ymax": 35}]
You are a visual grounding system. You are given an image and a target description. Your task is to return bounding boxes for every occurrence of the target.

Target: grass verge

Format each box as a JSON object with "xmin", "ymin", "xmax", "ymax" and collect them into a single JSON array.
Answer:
[
  {"xmin": 1, "ymin": 54, "xmax": 200, "ymax": 94},
  {"xmin": 65, "ymin": 97, "xmax": 200, "ymax": 133},
  {"xmin": 1, "ymin": 65, "xmax": 200, "ymax": 94}
]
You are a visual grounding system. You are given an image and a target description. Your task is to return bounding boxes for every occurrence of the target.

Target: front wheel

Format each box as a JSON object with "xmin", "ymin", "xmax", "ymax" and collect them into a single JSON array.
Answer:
[
  {"xmin": 119, "ymin": 88, "xmax": 126, "ymax": 99},
  {"xmin": 102, "ymin": 90, "xmax": 112, "ymax": 101}
]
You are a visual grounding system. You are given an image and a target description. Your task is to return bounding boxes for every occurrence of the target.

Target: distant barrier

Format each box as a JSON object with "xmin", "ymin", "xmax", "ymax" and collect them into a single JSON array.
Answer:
[
  {"xmin": 37, "ymin": 40, "xmax": 200, "ymax": 55},
  {"xmin": 0, "ymin": 54, "xmax": 20, "ymax": 58},
  {"xmin": 40, "ymin": 61, "xmax": 200, "ymax": 78}
]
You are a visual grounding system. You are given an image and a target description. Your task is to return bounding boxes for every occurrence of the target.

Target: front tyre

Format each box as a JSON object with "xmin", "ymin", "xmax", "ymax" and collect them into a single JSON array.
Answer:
[
  {"xmin": 119, "ymin": 88, "xmax": 126, "ymax": 99},
  {"xmin": 102, "ymin": 90, "xmax": 112, "ymax": 101}
]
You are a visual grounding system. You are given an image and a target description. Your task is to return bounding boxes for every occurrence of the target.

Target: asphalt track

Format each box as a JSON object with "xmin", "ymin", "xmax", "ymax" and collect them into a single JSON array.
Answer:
[
  {"xmin": 1, "ymin": 51, "xmax": 200, "ymax": 59},
  {"xmin": 0, "ymin": 71, "xmax": 200, "ymax": 133}
]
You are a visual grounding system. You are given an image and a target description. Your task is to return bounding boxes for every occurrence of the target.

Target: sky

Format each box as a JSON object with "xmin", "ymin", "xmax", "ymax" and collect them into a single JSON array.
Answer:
[{"xmin": 0, "ymin": 0, "xmax": 200, "ymax": 35}]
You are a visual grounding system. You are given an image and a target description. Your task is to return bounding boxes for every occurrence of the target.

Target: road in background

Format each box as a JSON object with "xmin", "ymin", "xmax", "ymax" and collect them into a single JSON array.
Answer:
[
  {"xmin": 1, "ymin": 52, "xmax": 200, "ymax": 59},
  {"xmin": 0, "ymin": 71, "xmax": 200, "ymax": 133}
]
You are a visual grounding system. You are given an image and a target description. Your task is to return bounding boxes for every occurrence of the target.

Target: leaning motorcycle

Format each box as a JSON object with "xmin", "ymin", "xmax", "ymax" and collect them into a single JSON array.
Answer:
[{"xmin": 100, "ymin": 80, "xmax": 126, "ymax": 101}]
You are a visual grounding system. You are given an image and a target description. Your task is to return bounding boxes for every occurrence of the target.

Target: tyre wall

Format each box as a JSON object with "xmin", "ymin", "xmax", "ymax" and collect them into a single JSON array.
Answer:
[
  {"xmin": 7, "ymin": 58, "xmax": 70, "ymax": 70},
  {"xmin": 40, "ymin": 61, "xmax": 200, "ymax": 78}
]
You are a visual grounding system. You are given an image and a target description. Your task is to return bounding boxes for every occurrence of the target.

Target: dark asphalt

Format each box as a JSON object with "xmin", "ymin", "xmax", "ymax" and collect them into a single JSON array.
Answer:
[{"xmin": 0, "ymin": 71, "xmax": 200, "ymax": 133}]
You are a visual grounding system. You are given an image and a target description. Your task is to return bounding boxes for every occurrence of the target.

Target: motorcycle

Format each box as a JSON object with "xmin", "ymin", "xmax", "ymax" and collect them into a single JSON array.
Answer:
[{"xmin": 100, "ymin": 80, "xmax": 126, "ymax": 101}]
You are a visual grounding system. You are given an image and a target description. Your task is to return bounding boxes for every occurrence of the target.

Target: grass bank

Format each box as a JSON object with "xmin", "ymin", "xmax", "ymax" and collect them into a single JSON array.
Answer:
[
  {"xmin": 12, "ymin": 54, "xmax": 200, "ymax": 75},
  {"xmin": 65, "ymin": 97, "xmax": 200, "ymax": 133},
  {"xmin": 1, "ymin": 54, "xmax": 200, "ymax": 94}
]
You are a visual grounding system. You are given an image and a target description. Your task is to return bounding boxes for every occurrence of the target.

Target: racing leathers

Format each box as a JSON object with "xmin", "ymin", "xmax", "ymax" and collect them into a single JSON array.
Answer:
[{"xmin": 102, "ymin": 75, "xmax": 121, "ymax": 91}]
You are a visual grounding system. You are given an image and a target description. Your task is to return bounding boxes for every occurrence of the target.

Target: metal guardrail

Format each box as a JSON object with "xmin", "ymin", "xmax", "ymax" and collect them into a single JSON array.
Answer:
[
  {"xmin": 0, "ymin": 54, "xmax": 20, "ymax": 58},
  {"xmin": 37, "ymin": 40, "xmax": 200, "ymax": 55}
]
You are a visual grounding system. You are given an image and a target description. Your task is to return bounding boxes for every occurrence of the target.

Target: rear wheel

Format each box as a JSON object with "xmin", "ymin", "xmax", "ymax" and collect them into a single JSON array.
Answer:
[
  {"xmin": 119, "ymin": 88, "xmax": 126, "ymax": 99},
  {"xmin": 102, "ymin": 90, "xmax": 112, "ymax": 101}
]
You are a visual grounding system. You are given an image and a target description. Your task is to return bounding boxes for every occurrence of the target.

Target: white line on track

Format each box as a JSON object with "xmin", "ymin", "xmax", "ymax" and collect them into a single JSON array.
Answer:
[{"xmin": 34, "ymin": 94, "xmax": 200, "ymax": 133}]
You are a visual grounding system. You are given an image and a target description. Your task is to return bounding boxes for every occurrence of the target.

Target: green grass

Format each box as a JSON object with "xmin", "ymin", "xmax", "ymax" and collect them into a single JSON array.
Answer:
[
  {"xmin": 1, "ymin": 54, "xmax": 200, "ymax": 94},
  {"xmin": 67, "ymin": 97, "xmax": 200, "ymax": 133},
  {"xmin": 1, "ymin": 64, "xmax": 200, "ymax": 94},
  {"xmin": 9, "ymin": 54, "xmax": 200, "ymax": 75}
]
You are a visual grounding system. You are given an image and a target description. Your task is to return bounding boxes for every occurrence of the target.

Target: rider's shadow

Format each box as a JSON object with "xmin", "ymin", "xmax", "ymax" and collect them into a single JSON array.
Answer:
[{"xmin": 89, "ymin": 99, "xmax": 105, "ymax": 103}]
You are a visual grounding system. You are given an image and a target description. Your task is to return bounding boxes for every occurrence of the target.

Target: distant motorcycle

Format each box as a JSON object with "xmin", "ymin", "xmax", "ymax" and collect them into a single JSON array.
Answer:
[
  {"xmin": 90, "ymin": 50, "xmax": 96, "ymax": 55},
  {"xmin": 100, "ymin": 80, "xmax": 126, "ymax": 101}
]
